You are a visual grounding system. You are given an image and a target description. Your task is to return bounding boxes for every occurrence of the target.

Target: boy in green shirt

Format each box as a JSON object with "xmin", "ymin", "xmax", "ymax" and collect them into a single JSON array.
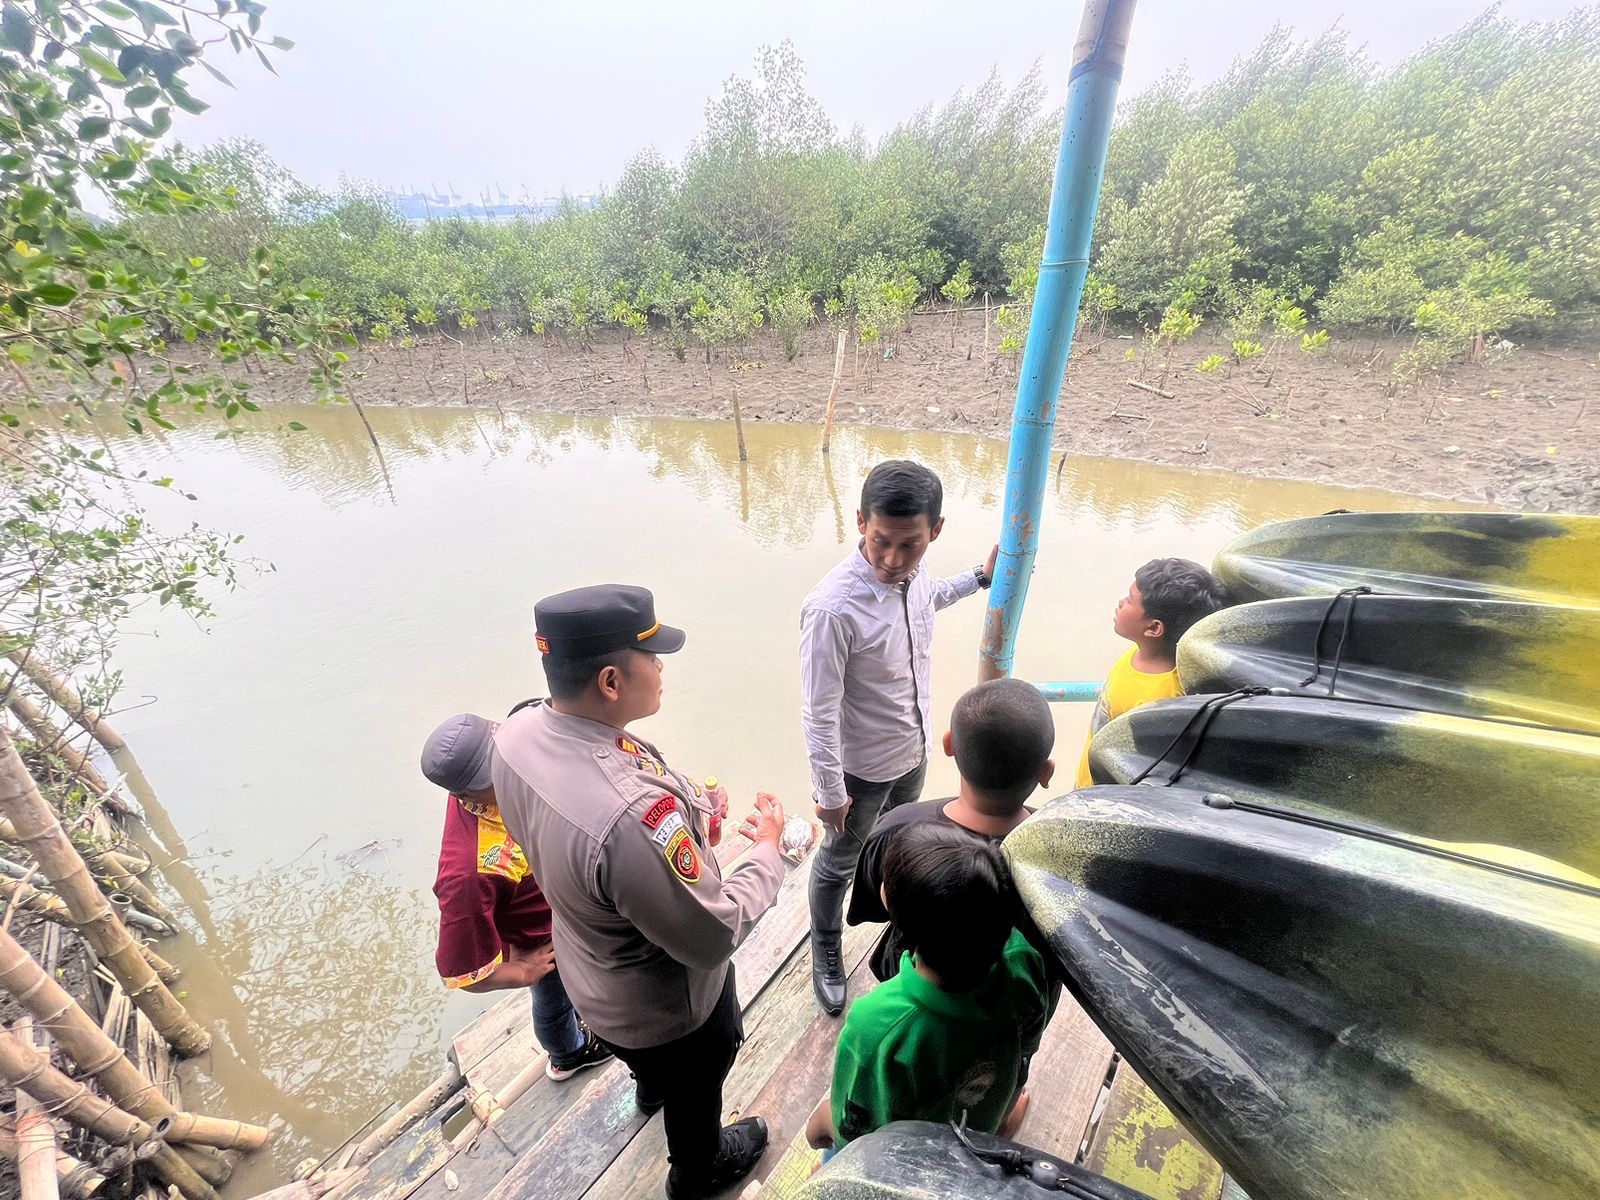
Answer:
[{"xmin": 805, "ymin": 822, "xmax": 1055, "ymax": 1151}]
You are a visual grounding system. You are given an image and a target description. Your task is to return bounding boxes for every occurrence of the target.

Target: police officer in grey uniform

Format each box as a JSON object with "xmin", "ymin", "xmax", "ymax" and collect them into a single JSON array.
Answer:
[{"xmin": 492, "ymin": 584, "xmax": 787, "ymax": 1200}]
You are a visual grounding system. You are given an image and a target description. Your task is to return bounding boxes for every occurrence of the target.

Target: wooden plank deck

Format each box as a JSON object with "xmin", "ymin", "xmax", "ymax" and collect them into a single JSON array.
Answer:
[
  {"xmin": 1081, "ymin": 1064, "xmax": 1224, "ymax": 1200},
  {"xmin": 331, "ymin": 832, "xmax": 1208, "ymax": 1200}
]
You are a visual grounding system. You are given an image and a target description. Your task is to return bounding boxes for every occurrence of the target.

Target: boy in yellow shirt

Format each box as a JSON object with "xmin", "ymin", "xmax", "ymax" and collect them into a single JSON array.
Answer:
[{"xmin": 1075, "ymin": 558, "xmax": 1228, "ymax": 787}]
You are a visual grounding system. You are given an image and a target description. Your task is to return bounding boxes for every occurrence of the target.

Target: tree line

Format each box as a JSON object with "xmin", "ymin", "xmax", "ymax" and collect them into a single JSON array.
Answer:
[{"xmin": 125, "ymin": 11, "xmax": 1600, "ymax": 385}]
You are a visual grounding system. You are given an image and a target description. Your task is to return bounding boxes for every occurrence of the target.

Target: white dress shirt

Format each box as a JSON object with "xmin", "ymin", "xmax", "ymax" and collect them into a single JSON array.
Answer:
[{"xmin": 799, "ymin": 544, "xmax": 983, "ymax": 809}]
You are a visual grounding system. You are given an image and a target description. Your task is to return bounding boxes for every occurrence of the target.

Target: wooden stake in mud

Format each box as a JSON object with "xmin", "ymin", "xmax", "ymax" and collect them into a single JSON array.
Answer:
[
  {"xmin": 730, "ymin": 385, "xmax": 748, "ymax": 464},
  {"xmin": 983, "ymin": 292, "xmax": 991, "ymax": 363},
  {"xmin": 0, "ymin": 1027, "xmax": 216, "ymax": 1200},
  {"xmin": 820, "ymin": 330, "xmax": 847, "ymax": 455},
  {"xmin": 0, "ymin": 728, "xmax": 208, "ymax": 1056},
  {"xmin": 2, "ymin": 650, "xmax": 126, "ymax": 755}
]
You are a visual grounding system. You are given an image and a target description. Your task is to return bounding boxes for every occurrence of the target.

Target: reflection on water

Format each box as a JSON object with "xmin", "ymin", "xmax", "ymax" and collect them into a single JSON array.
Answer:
[{"xmin": 89, "ymin": 404, "xmax": 1443, "ymax": 1191}]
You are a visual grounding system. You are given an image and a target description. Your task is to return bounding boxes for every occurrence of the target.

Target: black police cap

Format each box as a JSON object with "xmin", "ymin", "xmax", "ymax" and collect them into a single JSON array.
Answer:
[{"xmin": 534, "ymin": 584, "xmax": 686, "ymax": 659}]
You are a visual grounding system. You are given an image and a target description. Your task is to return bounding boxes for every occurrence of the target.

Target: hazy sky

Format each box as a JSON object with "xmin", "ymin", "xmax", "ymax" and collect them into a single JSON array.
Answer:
[{"xmin": 174, "ymin": 0, "xmax": 1583, "ymax": 200}]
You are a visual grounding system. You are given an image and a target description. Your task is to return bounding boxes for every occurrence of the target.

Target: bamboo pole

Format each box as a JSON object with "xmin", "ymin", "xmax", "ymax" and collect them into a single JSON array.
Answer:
[
  {"xmin": 0, "ymin": 729, "xmax": 208, "ymax": 1055},
  {"xmin": 0, "ymin": 1030, "xmax": 215, "ymax": 1200},
  {"xmin": 152, "ymin": 1113, "xmax": 271, "ymax": 1152},
  {"xmin": 4, "ymin": 695, "xmax": 110, "ymax": 794},
  {"xmin": 14, "ymin": 1017, "xmax": 61, "ymax": 1200},
  {"xmin": 0, "ymin": 862, "xmax": 166, "ymax": 937},
  {"xmin": 0, "ymin": 1024, "xmax": 144, "ymax": 1144},
  {"xmin": 173, "ymin": 1146, "xmax": 232, "ymax": 1187},
  {"xmin": 3, "ymin": 650, "xmax": 126, "ymax": 755},
  {"xmin": 88, "ymin": 857, "xmax": 177, "ymax": 930},
  {"xmin": 246, "ymin": 1168, "xmax": 357, "ymax": 1200},
  {"xmin": 0, "ymin": 877, "xmax": 178, "ymax": 980},
  {"xmin": 0, "ymin": 925, "xmax": 177, "ymax": 1125},
  {"xmin": 0, "ymin": 1122, "xmax": 105, "ymax": 1199},
  {"xmin": 345, "ymin": 1063, "xmax": 461, "ymax": 1170},
  {"xmin": 983, "ymin": 292, "xmax": 991, "ymax": 362},
  {"xmin": 0, "ymin": 818, "xmax": 177, "ymax": 930},
  {"xmin": 820, "ymin": 329, "xmax": 847, "ymax": 455},
  {"xmin": 730, "ymin": 385, "xmax": 748, "ymax": 464}
]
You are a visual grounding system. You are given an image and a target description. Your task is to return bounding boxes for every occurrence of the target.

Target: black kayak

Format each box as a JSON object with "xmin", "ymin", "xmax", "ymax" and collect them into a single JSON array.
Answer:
[
  {"xmin": 1177, "ymin": 593, "xmax": 1600, "ymax": 733},
  {"xmin": 1214, "ymin": 511, "xmax": 1600, "ymax": 607},
  {"xmin": 796, "ymin": 1121, "xmax": 1154, "ymax": 1200},
  {"xmin": 1086, "ymin": 691, "xmax": 1600, "ymax": 880},
  {"xmin": 1005, "ymin": 785, "xmax": 1600, "ymax": 1200}
]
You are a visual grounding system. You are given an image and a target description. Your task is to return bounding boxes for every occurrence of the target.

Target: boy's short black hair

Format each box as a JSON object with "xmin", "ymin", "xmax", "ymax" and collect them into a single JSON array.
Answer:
[
  {"xmin": 860, "ymin": 460, "xmax": 942, "ymax": 526},
  {"xmin": 883, "ymin": 822, "xmax": 1015, "ymax": 991},
  {"xmin": 950, "ymin": 679, "xmax": 1055, "ymax": 804},
  {"xmin": 1135, "ymin": 558, "xmax": 1229, "ymax": 652},
  {"xmin": 541, "ymin": 647, "xmax": 635, "ymax": 701}
]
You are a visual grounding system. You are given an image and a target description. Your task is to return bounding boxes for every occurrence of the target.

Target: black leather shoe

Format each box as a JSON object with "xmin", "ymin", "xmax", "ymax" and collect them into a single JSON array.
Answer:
[
  {"xmin": 811, "ymin": 931, "xmax": 846, "ymax": 1016},
  {"xmin": 665, "ymin": 1116, "xmax": 769, "ymax": 1199}
]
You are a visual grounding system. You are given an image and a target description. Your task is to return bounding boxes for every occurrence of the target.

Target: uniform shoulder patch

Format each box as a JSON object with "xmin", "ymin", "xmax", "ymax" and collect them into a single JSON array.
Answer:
[
  {"xmin": 664, "ymin": 828, "xmax": 701, "ymax": 884},
  {"xmin": 641, "ymin": 795, "xmax": 677, "ymax": 830},
  {"xmin": 617, "ymin": 735, "xmax": 645, "ymax": 756}
]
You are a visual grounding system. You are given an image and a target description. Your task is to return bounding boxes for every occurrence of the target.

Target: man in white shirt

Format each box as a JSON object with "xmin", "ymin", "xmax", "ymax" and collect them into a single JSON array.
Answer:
[{"xmin": 799, "ymin": 459, "xmax": 997, "ymax": 1015}]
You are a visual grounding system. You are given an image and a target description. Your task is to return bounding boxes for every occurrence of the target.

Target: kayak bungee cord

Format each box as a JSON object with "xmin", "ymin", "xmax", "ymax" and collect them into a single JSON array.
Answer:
[
  {"xmin": 1126, "ymin": 688, "xmax": 1269, "ymax": 786},
  {"xmin": 1197, "ymin": 792, "xmax": 1600, "ymax": 899},
  {"xmin": 948, "ymin": 1115, "xmax": 1118, "ymax": 1198},
  {"xmin": 1297, "ymin": 585, "xmax": 1375, "ymax": 694}
]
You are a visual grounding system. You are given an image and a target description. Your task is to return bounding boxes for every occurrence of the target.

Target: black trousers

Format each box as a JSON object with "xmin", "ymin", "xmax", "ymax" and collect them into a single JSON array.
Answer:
[{"xmin": 600, "ymin": 967, "xmax": 743, "ymax": 1186}]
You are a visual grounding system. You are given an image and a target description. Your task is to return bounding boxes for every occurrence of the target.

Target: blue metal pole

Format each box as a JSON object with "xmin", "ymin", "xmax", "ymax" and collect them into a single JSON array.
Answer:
[
  {"xmin": 978, "ymin": 0, "xmax": 1137, "ymax": 681},
  {"xmin": 1033, "ymin": 681, "xmax": 1104, "ymax": 703}
]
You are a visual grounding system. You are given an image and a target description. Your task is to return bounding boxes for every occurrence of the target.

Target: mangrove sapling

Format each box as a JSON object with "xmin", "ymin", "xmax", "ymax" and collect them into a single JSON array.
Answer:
[
  {"xmin": 993, "ymin": 305, "xmax": 1025, "ymax": 379},
  {"xmin": 1153, "ymin": 302, "xmax": 1202, "ymax": 392},
  {"xmin": 767, "ymin": 286, "xmax": 812, "ymax": 364},
  {"xmin": 940, "ymin": 262, "xmax": 974, "ymax": 345},
  {"xmin": 1263, "ymin": 302, "xmax": 1308, "ymax": 387}
]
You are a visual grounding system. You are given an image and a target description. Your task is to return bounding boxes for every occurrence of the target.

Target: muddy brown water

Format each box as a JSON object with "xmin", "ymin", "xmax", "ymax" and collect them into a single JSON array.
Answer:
[{"xmin": 92, "ymin": 404, "xmax": 1445, "ymax": 1191}]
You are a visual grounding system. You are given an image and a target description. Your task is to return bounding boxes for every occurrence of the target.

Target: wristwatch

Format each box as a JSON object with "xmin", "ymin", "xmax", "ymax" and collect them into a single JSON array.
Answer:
[{"xmin": 974, "ymin": 564, "xmax": 992, "ymax": 589}]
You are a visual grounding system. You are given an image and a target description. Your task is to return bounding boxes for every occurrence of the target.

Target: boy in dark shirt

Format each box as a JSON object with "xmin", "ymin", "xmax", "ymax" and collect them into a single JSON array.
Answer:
[
  {"xmin": 847, "ymin": 678, "xmax": 1056, "ymax": 980},
  {"xmin": 807, "ymin": 822, "xmax": 1053, "ymax": 1149}
]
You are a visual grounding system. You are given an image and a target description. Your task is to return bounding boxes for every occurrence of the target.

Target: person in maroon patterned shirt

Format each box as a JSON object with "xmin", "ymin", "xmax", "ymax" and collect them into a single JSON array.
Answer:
[{"xmin": 422, "ymin": 713, "xmax": 613, "ymax": 1081}]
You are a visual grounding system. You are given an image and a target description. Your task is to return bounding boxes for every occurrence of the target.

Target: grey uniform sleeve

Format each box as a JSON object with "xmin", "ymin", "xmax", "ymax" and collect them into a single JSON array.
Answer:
[{"xmin": 602, "ymin": 802, "xmax": 785, "ymax": 973}]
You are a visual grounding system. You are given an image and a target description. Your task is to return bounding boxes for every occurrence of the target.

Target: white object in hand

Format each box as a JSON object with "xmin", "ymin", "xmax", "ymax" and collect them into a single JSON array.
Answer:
[{"xmin": 779, "ymin": 817, "xmax": 817, "ymax": 864}]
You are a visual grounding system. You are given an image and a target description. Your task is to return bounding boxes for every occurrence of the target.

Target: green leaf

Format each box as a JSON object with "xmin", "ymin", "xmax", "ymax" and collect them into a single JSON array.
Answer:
[
  {"xmin": 18, "ymin": 185, "xmax": 51, "ymax": 220},
  {"xmin": 125, "ymin": 84, "xmax": 158, "ymax": 106},
  {"xmin": 198, "ymin": 60, "xmax": 232, "ymax": 88},
  {"xmin": 97, "ymin": 2, "xmax": 135, "ymax": 17},
  {"xmin": 287, "ymin": 421, "xmax": 308, "ymax": 431},
  {"xmin": 33, "ymin": 282, "xmax": 78, "ymax": 306},
  {"xmin": 127, "ymin": 0, "xmax": 176, "ymax": 27},
  {"xmin": 77, "ymin": 115, "xmax": 111, "ymax": 140},
  {"xmin": 1, "ymin": 4, "xmax": 36, "ymax": 56},
  {"xmin": 76, "ymin": 46, "xmax": 126, "ymax": 80},
  {"xmin": 167, "ymin": 84, "xmax": 206, "ymax": 114}
]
